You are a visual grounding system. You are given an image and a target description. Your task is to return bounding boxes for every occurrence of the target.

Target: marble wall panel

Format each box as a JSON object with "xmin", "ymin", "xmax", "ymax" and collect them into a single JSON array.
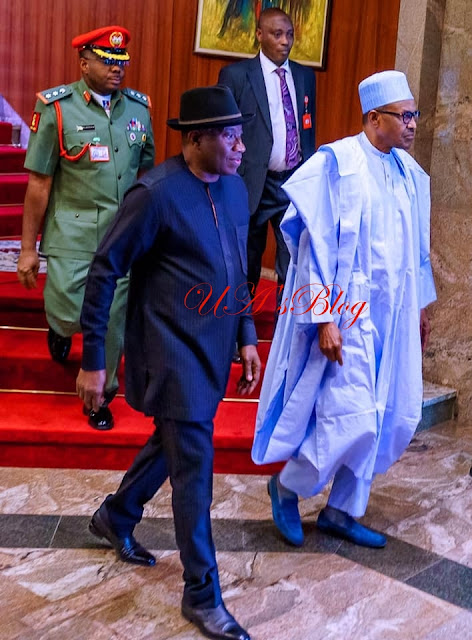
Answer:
[
  {"xmin": 396, "ymin": 0, "xmax": 446, "ymax": 172},
  {"xmin": 425, "ymin": 0, "xmax": 472, "ymax": 419},
  {"xmin": 415, "ymin": 0, "xmax": 447, "ymax": 171},
  {"xmin": 395, "ymin": 0, "xmax": 428, "ymax": 99},
  {"xmin": 398, "ymin": 0, "xmax": 472, "ymax": 419}
]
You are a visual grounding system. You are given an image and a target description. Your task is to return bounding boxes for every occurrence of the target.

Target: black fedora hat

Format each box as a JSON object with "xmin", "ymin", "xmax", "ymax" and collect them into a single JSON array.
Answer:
[{"xmin": 167, "ymin": 85, "xmax": 254, "ymax": 130}]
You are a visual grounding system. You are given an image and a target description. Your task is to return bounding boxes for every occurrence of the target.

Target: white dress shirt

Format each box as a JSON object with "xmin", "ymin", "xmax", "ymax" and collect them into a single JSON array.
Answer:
[
  {"xmin": 91, "ymin": 90, "xmax": 112, "ymax": 117},
  {"xmin": 259, "ymin": 50, "xmax": 300, "ymax": 171}
]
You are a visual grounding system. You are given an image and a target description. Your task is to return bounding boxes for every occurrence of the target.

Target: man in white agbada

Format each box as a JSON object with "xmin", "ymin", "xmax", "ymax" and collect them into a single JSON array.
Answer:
[{"xmin": 252, "ymin": 70, "xmax": 436, "ymax": 548}]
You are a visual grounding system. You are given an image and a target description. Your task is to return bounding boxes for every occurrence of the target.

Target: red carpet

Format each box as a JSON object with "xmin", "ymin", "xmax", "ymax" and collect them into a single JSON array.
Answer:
[
  {"xmin": 0, "ymin": 141, "xmax": 280, "ymax": 474},
  {"xmin": 0, "ymin": 325, "xmax": 271, "ymax": 397},
  {"xmin": 0, "ymin": 392, "xmax": 281, "ymax": 475},
  {"xmin": 0, "ymin": 205, "xmax": 24, "ymax": 237},
  {"xmin": 0, "ymin": 272, "xmax": 46, "ymax": 321},
  {"xmin": 0, "ymin": 174, "xmax": 28, "ymax": 204},
  {"xmin": 0, "ymin": 276, "xmax": 278, "ymax": 474},
  {"xmin": 0, "ymin": 147, "xmax": 26, "ymax": 235},
  {"xmin": 0, "ymin": 146, "xmax": 27, "ymax": 173},
  {"xmin": 0, "ymin": 325, "xmax": 278, "ymax": 473},
  {"xmin": 0, "ymin": 123, "xmax": 13, "ymax": 145}
]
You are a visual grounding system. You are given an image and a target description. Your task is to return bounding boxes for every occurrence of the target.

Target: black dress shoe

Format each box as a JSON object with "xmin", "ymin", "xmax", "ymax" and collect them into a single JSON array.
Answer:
[
  {"xmin": 182, "ymin": 602, "xmax": 250, "ymax": 640},
  {"xmin": 89, "ymin": 505, "xmax": 156, "ymax": 567},
  {"xmin": 83, "ymin": 404, "xmax": 114, "ymax": 430},
  {"xmin": 47, "ymin": 327, "xmax": 72, "ymax": 363}
]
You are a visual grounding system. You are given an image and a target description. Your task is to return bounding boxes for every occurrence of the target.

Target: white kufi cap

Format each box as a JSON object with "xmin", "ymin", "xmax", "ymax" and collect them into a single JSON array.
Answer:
[{"xmin": 358, "ymin": 70, "xmax": 414, "ymax": 114}]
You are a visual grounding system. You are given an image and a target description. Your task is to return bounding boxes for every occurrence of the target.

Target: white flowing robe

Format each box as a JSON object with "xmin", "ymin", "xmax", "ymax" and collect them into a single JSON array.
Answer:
[{"xmin": 252, "ymin": 134, "xmax": 436, "ymax": 497}]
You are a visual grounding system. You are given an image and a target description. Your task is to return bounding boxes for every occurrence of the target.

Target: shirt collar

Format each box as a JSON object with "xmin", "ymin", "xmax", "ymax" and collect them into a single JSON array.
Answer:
[
  {"xmin": 90, "ymin": 90, "xmax": 111, "ymax": 106},
  {"xmin": 359, "ymin": 131, "xmax": 392, "ymax": 159},
  {"xmin": 259, "ymin": 50, "xmax": 290, "ymax": 75},
  {"xmin": 79, "ymin": 77, "xmax": 121, "ymax": 105}
]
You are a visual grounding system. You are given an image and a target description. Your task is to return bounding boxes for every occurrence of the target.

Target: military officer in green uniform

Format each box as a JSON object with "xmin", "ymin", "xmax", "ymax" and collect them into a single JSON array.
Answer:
[{"xmin": 17, "ymin": 25, "xmax": 155, "ymax": 430}]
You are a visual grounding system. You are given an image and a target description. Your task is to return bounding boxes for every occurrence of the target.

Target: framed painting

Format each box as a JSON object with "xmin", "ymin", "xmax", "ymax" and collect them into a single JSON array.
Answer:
[{"xmin": 194, "ymin": 0, "xmax": 332, "ymax": 70}]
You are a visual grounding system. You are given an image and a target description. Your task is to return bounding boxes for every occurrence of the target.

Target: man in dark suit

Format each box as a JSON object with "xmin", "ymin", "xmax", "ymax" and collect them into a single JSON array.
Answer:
[
  {"xmin": 218, "ymin": 7, "xmax": 316, "ymax": 310},
  {"xmin": 76, "ymin": 85, "xmax": 260, "ymax": 640}
]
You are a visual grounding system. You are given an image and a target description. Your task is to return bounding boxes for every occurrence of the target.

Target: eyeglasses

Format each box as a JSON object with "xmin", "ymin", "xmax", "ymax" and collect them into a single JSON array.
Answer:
[{"xmin": 375, "ymin": 109, "xmax": 420, "ymax": 125}]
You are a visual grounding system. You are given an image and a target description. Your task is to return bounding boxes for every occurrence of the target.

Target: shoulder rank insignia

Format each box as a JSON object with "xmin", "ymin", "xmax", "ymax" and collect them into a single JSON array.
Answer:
[
  {"xmin": 122, "ymin": 88, "xmax": 152, "ymax": 108},
  {"xmin": 36, "ymin": 85, "xmax": 72, "ymax": 105}
]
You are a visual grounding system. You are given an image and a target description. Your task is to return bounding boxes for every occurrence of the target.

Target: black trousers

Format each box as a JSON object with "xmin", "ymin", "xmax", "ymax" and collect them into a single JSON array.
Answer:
[
  {"xmin": 247, "ymin": 170, "xmax": 295, "ymax": 311},
  {"xmin": 104, "ymin": 417, "xmax": 221, "ymax": 609}
]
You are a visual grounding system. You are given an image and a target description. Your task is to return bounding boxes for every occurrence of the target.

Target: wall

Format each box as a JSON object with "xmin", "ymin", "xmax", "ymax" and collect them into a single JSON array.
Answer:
[
  {"xmin": 396, "ymin": 0, "xmax": 472, "ymax": 417},
  {"xmin": 0, "ymin": 0, "xmax": 401, "ymax": 269},
  {"xmin": 425, "ymin": 0, "xmax": 472, "ymax": 417},
  {"xmin": 1, "ymin": 0, "xmax": 400, "ymax": 162}
]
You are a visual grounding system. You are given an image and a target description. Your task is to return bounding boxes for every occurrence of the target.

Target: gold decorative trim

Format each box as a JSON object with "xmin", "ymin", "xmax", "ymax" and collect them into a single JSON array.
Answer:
[
  {"xmin": 91, "ymin": 47, "xmax": 130, "ymax": 61},
  {"xmin": 222, "ymin": 397, "xmax": 259, "ymax": 403},
  {"xmin": 0, "ymin": 388, "xmax": 76, "ymax": 395},
  {"xmin": 0, "ymin": 388, "xmax": 125, "ymax": 397},
  {"xmin": 0, "ymin": 388, "xmax": 257, "ymax": 402},
  {"xmin": 0, "ymin": 326, "xmax": 48, "ymax": 332}
]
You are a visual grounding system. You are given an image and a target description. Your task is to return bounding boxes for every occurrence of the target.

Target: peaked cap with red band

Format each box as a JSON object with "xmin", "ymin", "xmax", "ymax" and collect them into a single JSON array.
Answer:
[{"xmin": 71, "ymin": 25, "xmax": 131, "ymax": 63}]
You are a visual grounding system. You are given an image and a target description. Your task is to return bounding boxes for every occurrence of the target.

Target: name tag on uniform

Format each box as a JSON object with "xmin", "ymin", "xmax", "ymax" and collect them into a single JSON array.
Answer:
[
  {"xmin": 89, "ymin": 145, "xmax": 110, "ymax": 162},
  {"xmin": 302, "ymin": 113, "xmax": 312, "ymax": 129}
]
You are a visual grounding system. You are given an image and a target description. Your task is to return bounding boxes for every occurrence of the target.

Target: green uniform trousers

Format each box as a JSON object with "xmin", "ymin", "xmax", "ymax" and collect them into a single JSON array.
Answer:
[{"xmin": 44, "ymin": 255, "xmax": 128, "ymax": 397}]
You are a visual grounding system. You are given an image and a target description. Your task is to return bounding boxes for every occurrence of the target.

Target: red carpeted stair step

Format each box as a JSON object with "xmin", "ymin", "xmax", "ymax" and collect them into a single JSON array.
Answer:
[
  {"xmin": 1, "ymin": 310, "xmax": 48, "ymax": 328},
  {"xmin": 0, "ymin": 146, "xmax": 27, "ymax": 173},
  {"xmin": 0, "ymin": 272, "xmax": 279, "ymax": 474},
  {"xmin": 0, "ymin": 392, "xmax": 281, "ymax": 475},
  {"xmin": 0, "ymin": 204, "xmax": 23, "ymax": 236},
  {"xmin": 0, "ymin": 272, "xmax": 277, "ymax": 335},
  {"xmin": 0, "ymin": 273, "xmax": 46, "ymax": 328},
  {"xmin": 0, "ymin": 123, "xmax": 13, "ymax": 145},
  {"xmin": 0, "ymin": 272, "xmax": 45, "ymax": 308},
  {"xmin": 0, "ymin": 327, "xmax": 82, "ymax": 392},
  {"xmin": 0, "ymin": 173, "xmax": 28, "ymax": 205},
  {"xmin": 224, "ymin": 341, "xmax": 270, "ymax": 398},
  {"xmin": 0, "ymin": 326, "xmax": 270, "ymax": 398}
]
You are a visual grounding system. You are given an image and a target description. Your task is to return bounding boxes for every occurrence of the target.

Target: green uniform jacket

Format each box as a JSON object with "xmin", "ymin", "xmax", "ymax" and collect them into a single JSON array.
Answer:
[{"xmin": 25, "ymin": 77, "xmax": 155, "ymax": 260}]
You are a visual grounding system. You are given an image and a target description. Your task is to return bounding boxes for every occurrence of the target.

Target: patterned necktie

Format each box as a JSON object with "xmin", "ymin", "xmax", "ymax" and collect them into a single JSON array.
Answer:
[{"xmin": 275, "ymin": 67, "xmax": 299, "ymax": 169}]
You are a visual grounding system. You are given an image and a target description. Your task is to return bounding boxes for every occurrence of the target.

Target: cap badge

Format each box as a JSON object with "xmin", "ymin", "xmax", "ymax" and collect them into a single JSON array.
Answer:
[{"xmin": 109, "ymin": 31, "xmax": 124, "ymax": 48}]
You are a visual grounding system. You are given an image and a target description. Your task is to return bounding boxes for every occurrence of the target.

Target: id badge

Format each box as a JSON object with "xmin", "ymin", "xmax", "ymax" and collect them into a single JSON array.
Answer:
[
  {"xmin": 89, "ymin": 145, "xmax": 110, "ymax": 162},
  {"xmin": 302, "ymin": 113, "xmax": 312, "ymax": 129}
]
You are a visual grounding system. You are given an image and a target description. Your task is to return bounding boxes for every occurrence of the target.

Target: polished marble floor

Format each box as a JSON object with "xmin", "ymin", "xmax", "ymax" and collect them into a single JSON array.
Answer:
[{"xmin": 1, "ymin": 419, "xmax": 472, "ymax": 639}]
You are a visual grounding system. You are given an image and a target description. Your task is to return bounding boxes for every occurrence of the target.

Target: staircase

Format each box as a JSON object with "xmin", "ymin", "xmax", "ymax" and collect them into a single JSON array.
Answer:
[
  {"xmin": 0, "ymin": 122, "xmax": 25, "ymax": 237},
  {"xmin": 0, "ymin": 122, "xmax": 457, "ymax": 474},
  {"xmin": 0, "ymin": 298, "xmax": 277, "ymax": 474},
  {"xmin": 0, "ymin": 126, "xmax": 280, "ymax": 473}
]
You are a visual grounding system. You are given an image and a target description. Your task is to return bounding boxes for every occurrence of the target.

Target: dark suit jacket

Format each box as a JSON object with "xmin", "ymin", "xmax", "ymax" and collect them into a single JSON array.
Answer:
[
  {"xmin": 218, "ymin": 54, "xmax": 316, "ymax": 216},
  {"xmin": 81, "ymin": 155, "xmax": 257, "ymax": 422}
]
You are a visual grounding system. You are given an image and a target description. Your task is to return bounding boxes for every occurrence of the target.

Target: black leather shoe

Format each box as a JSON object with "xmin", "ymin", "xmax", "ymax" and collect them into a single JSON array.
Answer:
[
  {"xmin": 83, "ymin": 404, "xmax": 114, "ymax": 430},
  {"xmin": 182, "ymin": 602, "xmax": 250, "ymax": 640},
  {"xmin": 47, "ymin": 327, "xmax": 72, "ymax": 363},
  {"xmin": 89, "ymin": 505, "xmax": 156, "ymax": 567}
]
